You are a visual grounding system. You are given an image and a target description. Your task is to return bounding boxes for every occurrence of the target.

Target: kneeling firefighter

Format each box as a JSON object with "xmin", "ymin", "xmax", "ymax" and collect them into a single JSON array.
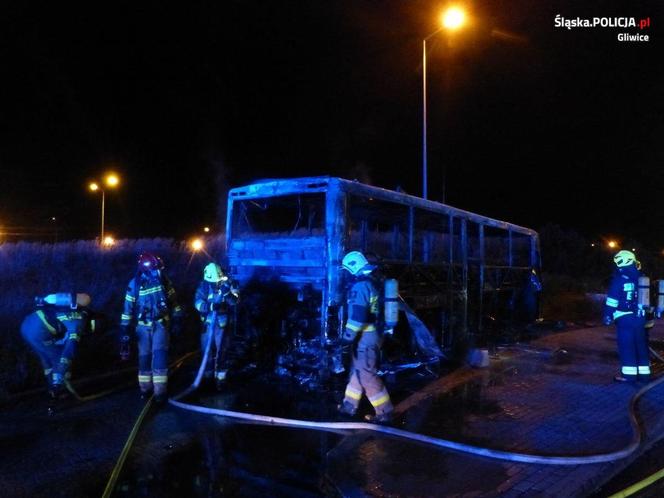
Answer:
[
  {"xmin": 194, "ymin": 262, "xmax": 240, "ymax": 389},
  {"xmin": 603, "ymin": 250, "xmax": 651, "ymax": 382},
  {"xmin": 120, "ymin": 253, "xmax": 183, "ymax": 402},
  {"xmin": 338, "ymin": 251, "xmax": 395, "ymax": 424},
  {"xmin": 20, "ymin": 292, "xmax": 95, "ymax": 398}
]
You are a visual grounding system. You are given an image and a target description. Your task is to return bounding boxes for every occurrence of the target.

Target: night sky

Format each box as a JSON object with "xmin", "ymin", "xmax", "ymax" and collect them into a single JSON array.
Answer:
[{"xmin": 0, "ymin": 1, "xmax": 662, "ymax": 244}]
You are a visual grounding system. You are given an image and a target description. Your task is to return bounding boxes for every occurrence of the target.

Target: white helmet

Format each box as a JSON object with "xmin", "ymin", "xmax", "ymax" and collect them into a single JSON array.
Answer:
[
  {"xmin": 203, "ymin": 262, "xmax": 228, "ymax": 283},
  {"xmin": 341, "ymin": 251, "xmax": 375, "ymax": 276},
  {"xmin": 613, "ymin": 250, "xmax": 637, "ymax": 268}
]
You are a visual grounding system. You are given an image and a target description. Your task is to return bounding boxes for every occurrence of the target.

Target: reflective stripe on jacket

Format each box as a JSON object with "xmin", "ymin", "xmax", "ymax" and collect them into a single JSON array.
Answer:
[
  {"xmin": 122, "ymin": 275, "xmax": 183, "ymax": 327},
  {"xmin": 194, "ymin": 280, "xmax": 239, "ymax": 324},
  {"xmin": 344, "ymin": 278, "xmax": 379, "ymax": 341},
  {"xmin": 604, "ymin": 268, "xmax": 640, "ymax": 320}
]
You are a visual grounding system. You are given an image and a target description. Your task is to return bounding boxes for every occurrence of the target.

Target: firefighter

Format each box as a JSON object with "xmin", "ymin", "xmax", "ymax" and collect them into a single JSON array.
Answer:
[
  {"xmin": 602, "ymin": 250, "xmax": 651, "ymax": 382},
  {"xmin": 338, "ymin": 251, "xmax": 393, "ymax": 424},
  {"xmin": 120, "ymin": 253, "xmax": 183, "ymax": 402},
  {"xmin": 20, "ymin": 293, "xmax": 95, "ymax": 398},
  {"xmin": 194, "ymin": 262, "xmax": 239, "ymax": 389}
]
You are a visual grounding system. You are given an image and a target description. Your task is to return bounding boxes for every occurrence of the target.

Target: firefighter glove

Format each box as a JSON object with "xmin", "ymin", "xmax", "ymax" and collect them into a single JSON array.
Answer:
[
  {"xmin": 119, "ymin": 335, "xmax": 131, "ymax": 361},
  {"xmin": 341, "ymin": 328, "xmax": 358, "ymax": 344},
  {"xmin": 52, "ymin": 371, "xmax": 64, "ymax": 387}
]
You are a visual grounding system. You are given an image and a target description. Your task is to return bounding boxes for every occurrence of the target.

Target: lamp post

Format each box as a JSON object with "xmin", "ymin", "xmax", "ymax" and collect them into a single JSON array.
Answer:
[
  {"xmin": 422, "ymin": 6, "xmax": 466, "ymax": 202},
  {"xmin": 89, "ymin": 173, "xmax": 120, "ymax": 243}
]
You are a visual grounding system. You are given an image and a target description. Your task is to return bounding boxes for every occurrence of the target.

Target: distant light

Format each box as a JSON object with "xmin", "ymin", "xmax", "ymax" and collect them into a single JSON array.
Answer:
[
  {"xmin": 441, "ymin": 6, "xmax": 466, "ymax": 30},
  {"xmin": 203, "ymin": 226, "xmax": 210, "ymax": 233},
  {"xmin": 632, "ymin": 248, "xmax": 636, "ymax": 252},
  {"xmin": 591, "ymin": 243, "xmax": 595, "ymax": 247},
  {"xmin": 105, "ymin": 173, "xmax": 120, "ymax": 188},
  {"xmin": 102, "ymin": 235, "xmax": 115, "ymax": 247},
  {"xmin": 607, "ymin": 240, "xmax": 618, "ymax": 249},
  {"xmin": 89, "ymin": 182, "xmax": 99, "ymax": 192},
  {"xmin": 51, "ymin": 217, "xmax": 56, "ymax": 222},
  {"xmin": 191, "ymin": 238, "xmax": 204, "ymax": 251}
]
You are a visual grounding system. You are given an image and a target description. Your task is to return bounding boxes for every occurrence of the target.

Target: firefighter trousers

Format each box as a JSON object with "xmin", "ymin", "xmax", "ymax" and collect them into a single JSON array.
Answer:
[
  {"xmin": 20, "ymin": 312, "xmax": 67, "ymax": 387},
  {"xmin": 136, "ymin": 321, "xmax": 170, "ymax": 396},
  {"xmin": 343, "ymin": 331, "xmax": 393, "ymax": 416},
  {"xmin": 616, "ymin": 313, "xmax": 650, "ymax": 379},
  {"xmin": 200, "ymin": 314, "xmax": 230, "ymax": 382}
]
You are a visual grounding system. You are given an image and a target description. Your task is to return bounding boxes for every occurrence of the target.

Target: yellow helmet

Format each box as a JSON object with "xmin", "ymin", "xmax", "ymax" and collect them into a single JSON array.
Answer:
[
  {"xmin": 341, "ymin": 251, "xmax": 375, "ymax": 276},
  {"xmin": 613, "ymin": 250, "xmax": 636, "ymax": 268},
  {"xmin": 203, "ymin": 262, "xmax": 228, "ymax": 283}
]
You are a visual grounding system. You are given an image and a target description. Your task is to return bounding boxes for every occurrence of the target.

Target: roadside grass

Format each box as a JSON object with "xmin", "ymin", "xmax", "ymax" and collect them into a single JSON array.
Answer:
[{"xmin": 0, "ymin": 237, "xmax": 225, "ymax": 399}]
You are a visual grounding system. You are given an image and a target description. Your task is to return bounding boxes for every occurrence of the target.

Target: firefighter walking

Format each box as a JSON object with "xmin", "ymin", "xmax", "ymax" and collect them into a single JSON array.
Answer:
[
  {"xmin": 603, "ymin": 250, "xmax": 651, "ymax": 382},
  {"xmin": 338, "ymin": 251, "xmax": 393, "ymax": 424},
  {"xmin": 120, "ymin": 253, "xmax": 183, "ymax": 402},
  {"xmin": 20, "ymin": 292, "xmax": 95, "ymax": 398},
  {"xmin": 194, "ymin": 262, "xmax": 239, "ymax": 389}
]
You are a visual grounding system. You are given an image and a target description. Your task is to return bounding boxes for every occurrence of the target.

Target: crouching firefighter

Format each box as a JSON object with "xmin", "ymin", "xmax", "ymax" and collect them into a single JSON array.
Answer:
[
  {"xmin": 338, "ymin": 251, "xmax": 394, "ymax": 424},
  {"xmin": 20, "ymin": 292, "xmax": 95, "ymax": 398},
  {"xmin": 120, "ymin": 253, "xmax": 184, "ymax": 402},
  {"xmin": 194, "ymin": 263, "xmax": 240, "ymax": 390},
  {"xmin": 603, "ymin": 250, "xmax": 651, "ymax": 382}
]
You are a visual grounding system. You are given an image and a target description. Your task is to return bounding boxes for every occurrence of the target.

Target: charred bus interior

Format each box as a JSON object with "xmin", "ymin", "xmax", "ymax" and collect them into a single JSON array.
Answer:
[{"xmin": 226, "ymin": 177, "xmax": 541, "ymax": 387}]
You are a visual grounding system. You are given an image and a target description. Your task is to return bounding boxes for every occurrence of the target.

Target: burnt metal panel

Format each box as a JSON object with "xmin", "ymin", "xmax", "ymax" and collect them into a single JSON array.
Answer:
[{"xmin": 224, "ymin": 176, "xmax": 542, "ymax": 377}]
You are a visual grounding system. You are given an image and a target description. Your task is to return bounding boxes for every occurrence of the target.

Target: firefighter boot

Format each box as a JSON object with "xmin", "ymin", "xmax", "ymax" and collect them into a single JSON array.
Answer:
[
  {"xmin": 338, "ymin": 401, "xmax": 357, "ymax": 418},
  {"xmin": 364, "ymin": 411, "xmax": 393, "ymax": 425}
]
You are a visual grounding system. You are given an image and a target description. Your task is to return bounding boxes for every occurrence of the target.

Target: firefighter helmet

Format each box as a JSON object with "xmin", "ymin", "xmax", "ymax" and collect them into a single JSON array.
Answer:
[
  {"xmin": 614, "ymin": 250, "xmax": 636, "ymax": 268},
  {"xmin": 203, "ymin": 262, "xmax": 228, "ymax": 283},
  {"xmin": 341, "ymin": 251, "xmax": 375, "ymax": 276},
  {"xmin": 137, "ymin": 252, "xmax": 164, "ymax": 272}
]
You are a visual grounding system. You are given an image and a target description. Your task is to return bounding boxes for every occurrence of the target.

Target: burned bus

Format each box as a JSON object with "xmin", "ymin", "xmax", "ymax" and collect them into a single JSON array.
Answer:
[{"xmin": 226, "ymin": 176, "xmax": 541, "ymax": 383}]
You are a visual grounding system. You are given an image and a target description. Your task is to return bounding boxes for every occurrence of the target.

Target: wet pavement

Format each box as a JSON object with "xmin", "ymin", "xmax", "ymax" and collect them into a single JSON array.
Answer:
[
  {"xmin": 3, "ymin": 323, "xmax": 664, "ymax": 497},
  {"xmin": 0, "ymin": 371, "xmax": 143, "ymax": 498},
  {"xmin": 326, "ymin": 323, "xmax": 664, "ymax": 497}
]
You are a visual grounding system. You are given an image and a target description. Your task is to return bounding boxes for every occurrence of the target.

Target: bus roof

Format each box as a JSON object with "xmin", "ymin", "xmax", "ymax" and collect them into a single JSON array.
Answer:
[{"xmin": 228, "ymin": 176, "xmax": 537, "ymax": 237}]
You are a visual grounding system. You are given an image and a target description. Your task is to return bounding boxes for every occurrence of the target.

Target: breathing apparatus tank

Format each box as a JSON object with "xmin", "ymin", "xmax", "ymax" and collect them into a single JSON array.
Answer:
[
  {"xmin": 37, "ymin": 292, "xmax": 91, "ymax": 308},
  {"xmin": 638, "ymin": 276, "xmax": 650, "ymax": 309},
  {"xmin": 657, "ymin": 280, "xmax": 664, "ymax": 318},
  {"xmin": 384, "ymin": 278, "xmax": 399, "ymax": 330},
  {"xmin": 637, "ymin": 276, "xmax": 655, "ymax": 329}
]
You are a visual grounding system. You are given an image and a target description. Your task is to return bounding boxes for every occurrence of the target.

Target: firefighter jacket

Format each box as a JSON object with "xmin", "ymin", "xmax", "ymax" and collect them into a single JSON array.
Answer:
[
  {"xmin": 604, "ymin": 265, "xmax": 642, "ymax": 321},
  {"xmin": 194, "ymin": 280, "xmax": 239, "ymax": 324},
  {"xmin": 343, "ymin": 277, "xmax": 380, "ymax": 342},
  {"xmin": 24, "ymin": 307, "xmax": 91, "ymax": 376},
  {"xmin": 121, "ymin": 273, "xmax": 183, "ymax": 328}
]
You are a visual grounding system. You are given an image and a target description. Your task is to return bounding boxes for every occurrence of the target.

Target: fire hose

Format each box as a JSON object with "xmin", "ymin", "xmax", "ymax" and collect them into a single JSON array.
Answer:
[
  {"xmin": 101, "ymin": 333, "xmax": 664, "ymax": 498},
  {"xmin": 168, "ymin": 330, "xmax": 664, "ymax": 466},
  {"xmin": 100, "ymin": 351, "xmax": 199, "ymax": 498}
]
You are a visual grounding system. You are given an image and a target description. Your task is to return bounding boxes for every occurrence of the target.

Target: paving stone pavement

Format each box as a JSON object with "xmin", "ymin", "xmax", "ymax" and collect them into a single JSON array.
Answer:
[{"xmin": 326, "ymin": 323, "xmax": 664, "ymax": 497}]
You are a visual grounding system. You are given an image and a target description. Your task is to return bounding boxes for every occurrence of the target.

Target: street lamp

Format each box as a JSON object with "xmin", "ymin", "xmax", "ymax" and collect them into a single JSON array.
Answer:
[
  {"xmin": 190, "ymin": 238, "xmax": 204, "ymax": 252},
  {"xmin": 422, "ymin": 5, "xmax": 467, "ymax": 201},
  {"xmin": 88, "ymin": 173, "xmax": 120, "ymax": 243}
]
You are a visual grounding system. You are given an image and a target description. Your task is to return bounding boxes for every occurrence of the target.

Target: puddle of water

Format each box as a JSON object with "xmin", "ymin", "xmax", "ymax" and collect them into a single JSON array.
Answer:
[
  {"xmin": 116, "ymin": 414, "xmax": 336, "ymax": 497},
  {"xmin": 402, "ymin": 379, "xmax": 503, "ymax": 446}
]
